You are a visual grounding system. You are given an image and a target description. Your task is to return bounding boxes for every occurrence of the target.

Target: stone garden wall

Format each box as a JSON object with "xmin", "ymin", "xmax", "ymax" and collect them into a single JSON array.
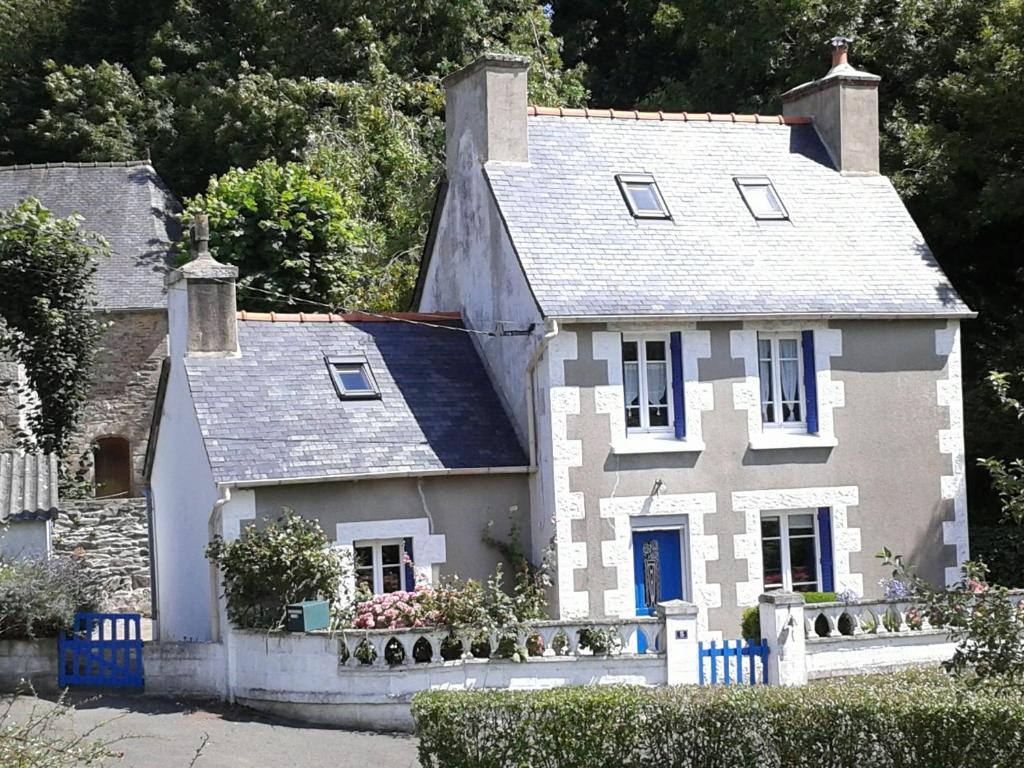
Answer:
[{"xmin": 53, "ymin": 498, "xmax": 151, "ymax": 614}]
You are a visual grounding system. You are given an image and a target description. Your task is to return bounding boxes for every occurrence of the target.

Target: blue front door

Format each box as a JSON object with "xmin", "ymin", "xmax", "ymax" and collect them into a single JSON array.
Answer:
[{"xmin": 633, "ymin": 529, "xmax": 684, "ymax": 616}]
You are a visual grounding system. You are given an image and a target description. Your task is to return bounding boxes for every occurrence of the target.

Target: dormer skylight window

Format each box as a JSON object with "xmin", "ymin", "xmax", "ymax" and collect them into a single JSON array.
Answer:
[
  {"xmin": 616, "ymin": 174, "xmax": 670, "ymax": 219},
  {"xmin": 328, "ymin": 357, "xmax": 380, "ymax": 400},
  {"xmin": 735, "ymin": 177, "xmax": 788, "ymax": 220}
]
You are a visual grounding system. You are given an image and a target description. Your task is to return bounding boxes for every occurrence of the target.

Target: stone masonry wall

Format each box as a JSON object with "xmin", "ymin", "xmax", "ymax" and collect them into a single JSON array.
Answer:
[
  {"xmin": 53, "ymin": 498, "xmax": 151, "ymax": 615},
  {"xmin": 69, "ymin": 309, "xmax": 167, "ymax": 493}
]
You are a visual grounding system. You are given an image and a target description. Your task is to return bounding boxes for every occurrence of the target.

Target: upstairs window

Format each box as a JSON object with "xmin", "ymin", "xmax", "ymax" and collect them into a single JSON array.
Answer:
[
  {"xmin": 328, "ymin": 357, "xmax": 380, "ymax": 400},
  {"xmin": 758, "ymin": 333, "xmax": 804, "ymax": 428},
  {"xmin": 616, "ymin": 174, "xmax": 670, "ymax": 219},
  {"xmin": 622, "ymin": 335, "xmax": 672, "ymax": 432},
  {"xmin": 735, "ymin": 176, "xmax": 788, "ymax": 220}
]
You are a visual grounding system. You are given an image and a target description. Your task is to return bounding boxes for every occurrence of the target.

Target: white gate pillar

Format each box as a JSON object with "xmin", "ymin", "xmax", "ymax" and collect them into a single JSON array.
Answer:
[
  {"xmin": 758, "ymin": 592, "xmax": 807, "ymax": 686},
  {"xmin": 657, "ymin": 600, "xmax": 700, "ymax": 686}
]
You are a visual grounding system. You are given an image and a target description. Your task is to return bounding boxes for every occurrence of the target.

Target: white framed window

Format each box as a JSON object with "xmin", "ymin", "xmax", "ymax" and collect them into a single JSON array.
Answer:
[
  {"xmin": 735, "ymin": 176, "xmax": 788, "ymax": 220},
  {"xmin": 615, "ymin": 174, "xmax": 671, "ymax": 219},
  {"xmin": 761, "ymin": 511, "xmax": 820, "ymax": 592},
  {"xmin": 757, "ymin": 333, "xmax": 804, "ymax": 429},
  {"xmin": 353, "ymin": 539, "xmax": 406, "ymax": 594},
  {"xmin": 622, "ymin": 334, "xmax": 673, "ymax": 433},
  {"xmin": 328, "ymin": 356, "xmax": 380, "ymax": 400}
]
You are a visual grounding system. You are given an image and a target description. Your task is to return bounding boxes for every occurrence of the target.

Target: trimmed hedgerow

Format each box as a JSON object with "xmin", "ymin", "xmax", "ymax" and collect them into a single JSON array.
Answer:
[{"xmin": 412, "ymin": 671, "xmax": 1024, "ymax": 768}]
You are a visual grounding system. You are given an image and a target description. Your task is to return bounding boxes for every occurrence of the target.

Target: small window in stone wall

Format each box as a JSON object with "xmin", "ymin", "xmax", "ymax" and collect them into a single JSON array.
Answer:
[{"xmin": 94, "ymin": 436, "xmax": 131, "ymax": 498}]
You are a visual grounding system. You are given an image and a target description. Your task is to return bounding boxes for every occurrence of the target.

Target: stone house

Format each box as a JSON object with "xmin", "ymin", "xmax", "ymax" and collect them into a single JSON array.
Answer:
[
  {"xmin": 0, "ymin": 161, "xmax": 176, "ymax": 609},
  {"xmin": 148, "ymin": 44, "xmax": 973, "ymax": 641}
]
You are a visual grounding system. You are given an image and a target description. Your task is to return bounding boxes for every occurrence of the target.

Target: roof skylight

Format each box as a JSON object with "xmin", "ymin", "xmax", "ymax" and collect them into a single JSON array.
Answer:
[
  {"xmin": 735, "ymin": 177, "xmax": 788, "ymax": 220},
  {"xmin": 616, "ymin": 174, "xmax": 671, "ymax": 219},
  {"xmin": 328, "ymin": 357, "xmax": 380, "ymax": 400}
]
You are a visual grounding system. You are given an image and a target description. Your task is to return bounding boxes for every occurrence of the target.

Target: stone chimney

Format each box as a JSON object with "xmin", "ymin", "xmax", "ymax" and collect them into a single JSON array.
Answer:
[
  {"xmin": 782, "ymin": 36, "xmax": 881, "ymax": 175},
  {"xmin": 166, "ymin": 214, "xmax": 239, "ymax": 357},
  {"xmin": 442, "ymin": 54, "xmax": 530, "ymax": 178}
]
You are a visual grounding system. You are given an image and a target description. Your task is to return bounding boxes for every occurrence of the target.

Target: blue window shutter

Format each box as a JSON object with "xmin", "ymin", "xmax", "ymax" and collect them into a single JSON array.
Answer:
[
  {"xmin": 817, "ymin": 508, "xmax": 834, "ymax": 592},
  {"xmin": 801, "ymin": 330, "xmax": 819, "ymax": 434},
  {"xmin": 670, "ymin": 331, "xmax": 685, "ymax": 439},
  {"xmin": 403, "ymin": 537, "xmax": 415, "ymax": 591}
]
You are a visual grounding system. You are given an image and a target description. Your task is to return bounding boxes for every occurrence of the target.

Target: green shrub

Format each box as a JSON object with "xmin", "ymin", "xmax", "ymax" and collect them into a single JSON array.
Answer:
[
  {"xmin": 0, "ymin": 557, "xmax": 102, "ymax": 639},
  {"xmin": 802, "ymin": 591, "xmax": 838, "ymax": 603},
  {"xmin": 206, "ymin": 510, "xmax": 347, "ymax": 629},
  {"xmin": 970, "ymin": 524, "xmax": 1024, "ymax": 587},
  {"xmin": 412, "ymin": 672, "xmax": 1024, "ymax": 768},
  {"xmin": 740, "ymin": 606, "xmax": 760, "ymax": 640}
]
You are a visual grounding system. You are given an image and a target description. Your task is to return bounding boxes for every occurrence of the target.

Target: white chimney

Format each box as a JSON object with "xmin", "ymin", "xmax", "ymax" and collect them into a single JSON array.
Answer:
[
  {"xmin": 166, "ymin": 214, "xmax": 239, "ymax": 358},
  {"xmin": 442, "ymin": 54, "xmax": 530, "ymax": 179},
  {"xmin": 782, "ymin": 37, "xmax": 881, "ymax": 175}
]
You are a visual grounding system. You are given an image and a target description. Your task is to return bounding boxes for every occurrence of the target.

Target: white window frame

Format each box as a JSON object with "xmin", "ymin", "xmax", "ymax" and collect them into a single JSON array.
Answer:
[
  {"xmin": 757, "ymin": 332, "xmax": 806, "ymax": 432},
  {"xmin": 760, "ymin": 510, "xmax": 821, "ymax": 592},
  {"xmin": 615, "ymin": 173, "xmax": 671, "ymax": 219},
  {"xmin": 621, "ymin": 333, "xmax": 674, "ymax": 435},
  {"xmin": 734, "ymin": 176, "xmax": 789, "ymax": 220},
  {"xmin": 353, "ymin": 538, "xmax": 406, "ymax": 594}
]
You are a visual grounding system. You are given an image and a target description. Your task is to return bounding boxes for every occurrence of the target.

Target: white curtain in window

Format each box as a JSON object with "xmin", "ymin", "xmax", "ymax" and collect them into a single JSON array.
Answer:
[
  {"xmin": 646, "ymin": 363, "xmax": 667, "ymax": 405},
  {"xmin": 780, "ymin": 359, "xmax": 799, "ymax": 403},
  {"xmin": 624, "ymin": 365, "xmax": 640, "ymax": 406}
]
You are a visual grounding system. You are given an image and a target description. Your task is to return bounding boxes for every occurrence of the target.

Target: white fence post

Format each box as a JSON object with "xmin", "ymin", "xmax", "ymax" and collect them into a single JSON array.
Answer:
[
  {"xmin": 758, "ymin": 592, "xmax": 807, "ymax": 686},
  {"xmin": 657, "ymin": 600, "xmax": 700, "ymax": 686}
]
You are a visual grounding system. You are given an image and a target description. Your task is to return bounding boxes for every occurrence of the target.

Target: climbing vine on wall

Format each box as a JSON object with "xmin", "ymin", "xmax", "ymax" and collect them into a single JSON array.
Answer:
[{"xmin": 0, "ymin": 198, "xmax": 104, "ymax": 455}]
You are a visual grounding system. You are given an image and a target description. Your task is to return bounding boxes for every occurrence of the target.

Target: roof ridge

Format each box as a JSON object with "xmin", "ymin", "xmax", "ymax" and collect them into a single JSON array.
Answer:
[
  {"xmin": 0, "ymin": 160, "xmax": 154, "ymax": 172},
  {"xmin": 527, "ymin": 105, "xmax": 811, "ymax": 125},
  {"xmin": 236, "ymin": 311, "xmax": 462, "ymax": 323}
]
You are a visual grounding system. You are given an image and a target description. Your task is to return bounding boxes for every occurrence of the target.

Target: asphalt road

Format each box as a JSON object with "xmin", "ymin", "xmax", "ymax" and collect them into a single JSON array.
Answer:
[{"xmin": 4, "ymin": 693, "xmax": 421, "ymax": 768}]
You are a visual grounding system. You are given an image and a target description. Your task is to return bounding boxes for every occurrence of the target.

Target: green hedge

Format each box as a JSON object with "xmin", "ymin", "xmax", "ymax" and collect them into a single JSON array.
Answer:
[{"xmin": 412, "ymin": 672, "xmax": 1024, "ymax": 768}]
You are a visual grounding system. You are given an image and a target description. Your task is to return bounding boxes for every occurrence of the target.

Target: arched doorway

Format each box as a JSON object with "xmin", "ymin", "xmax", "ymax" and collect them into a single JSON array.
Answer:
[{"xmin": 93, "ymin": 436, "xmax": 131, "ymax": 498}]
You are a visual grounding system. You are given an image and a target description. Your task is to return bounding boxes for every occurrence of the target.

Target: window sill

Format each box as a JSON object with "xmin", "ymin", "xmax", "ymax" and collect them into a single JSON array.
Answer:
[
  {"xmin": 611, "ymin": 436, "xmax": 705, "ymax": 455},
  {"xmin": 748, "ymin": 433, "xmax": 838, "ymax": 451}
]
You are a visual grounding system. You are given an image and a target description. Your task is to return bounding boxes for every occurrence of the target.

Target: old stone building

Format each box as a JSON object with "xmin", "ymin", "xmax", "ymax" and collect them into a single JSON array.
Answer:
[{"xmin": 0, "ymin": 161, "xmax": 178, "ymax": 611}]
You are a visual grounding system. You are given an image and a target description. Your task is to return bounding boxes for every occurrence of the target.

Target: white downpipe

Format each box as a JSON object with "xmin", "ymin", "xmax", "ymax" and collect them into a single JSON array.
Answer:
[{"xmin": 526, "ymin": 319, "xmax": 559, "ymax": 468}]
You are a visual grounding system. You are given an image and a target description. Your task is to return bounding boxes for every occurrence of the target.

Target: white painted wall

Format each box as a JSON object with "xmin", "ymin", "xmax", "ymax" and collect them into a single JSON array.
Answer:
[
  {"xmin": 806, "ymin": 632, "xmax": 956, "ymax": 679},
  {"xmin": 149, "ymin": 282, "xmax": 220, "ymax": 642},
  {"xmin": 0, "ymin": 520, "xmax": 50, "ymax": 559}
]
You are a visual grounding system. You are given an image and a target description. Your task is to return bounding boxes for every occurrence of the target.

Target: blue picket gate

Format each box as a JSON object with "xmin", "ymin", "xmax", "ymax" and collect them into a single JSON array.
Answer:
[
  {"xmin": 58, "ymin": 613, "xmax": 144, "ymax": 688},
  {"xmin": 698, "ymin": 639, "xmax": 769, "ymax": 685}
]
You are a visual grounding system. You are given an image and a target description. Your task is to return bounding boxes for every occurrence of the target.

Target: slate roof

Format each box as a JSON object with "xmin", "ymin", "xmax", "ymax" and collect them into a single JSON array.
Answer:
[
  {"xmin": 0, "ymin": 162, "xmax": 178, "ymax": 310},
  {"xmin": 0, "ymin": 450, "xmax": 59, "ymax": 522},
  {"xmin": 185, "ymin": 316, "xmax": 529, "ymax": 484},
  {"xmin": 484, "ymin": 114, "xmax": 971, "ymax": 318}
]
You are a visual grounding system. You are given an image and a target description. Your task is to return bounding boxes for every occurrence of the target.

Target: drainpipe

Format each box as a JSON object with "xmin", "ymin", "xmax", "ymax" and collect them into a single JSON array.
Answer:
[
  {"xmin": 211, "ymin": 484, "xmax": 234, "ymax": 701},
  {"xmin": 525, "ymin": 319, "xmax": 559, "ymax": 467}
]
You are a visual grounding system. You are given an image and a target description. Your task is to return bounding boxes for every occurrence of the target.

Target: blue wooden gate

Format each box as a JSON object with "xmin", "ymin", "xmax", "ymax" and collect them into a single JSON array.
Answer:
[
  {"xmin": 58, "ymin": 613, "xmax": 144, "ymax": 688},
  {"xmin": 698, "ymin": 639, "xmax": 769, "ymax": 685}
]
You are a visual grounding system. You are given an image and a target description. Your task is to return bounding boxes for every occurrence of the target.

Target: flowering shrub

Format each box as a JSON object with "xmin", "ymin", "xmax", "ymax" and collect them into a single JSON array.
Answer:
[
  {"xmin": 879, "ymin": 548, "xmax": 1024, "ymax": 680},
  {"xmin": 206, "ymin": 510, "xmax": 348, "ymax": 629},
  {"xmin": 352, "ymin": 586, "xmax": 440, "ymax": 630},
  {"xmin": 0, "ymin": 556, "xmax": 102, "ymax": 639}
]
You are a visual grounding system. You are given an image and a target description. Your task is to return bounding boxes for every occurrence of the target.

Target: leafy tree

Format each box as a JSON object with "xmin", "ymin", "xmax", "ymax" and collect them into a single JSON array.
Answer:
[
  {"xmin": 979, "ymin": 371, "xmax": 1024, "ymax": 527},
  {"xmin": 0, "ymin": 198, "xmax": 104, "ymax": 455}
]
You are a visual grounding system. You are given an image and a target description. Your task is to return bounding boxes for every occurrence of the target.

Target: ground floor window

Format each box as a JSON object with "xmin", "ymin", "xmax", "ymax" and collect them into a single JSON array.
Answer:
[
  {"xmin": 354, "ymin": 539, "xmax": 405, "ymax": 594},
  {"xmin": 761, "ymin": 511, "xmax": 819, "ymax": 592}
]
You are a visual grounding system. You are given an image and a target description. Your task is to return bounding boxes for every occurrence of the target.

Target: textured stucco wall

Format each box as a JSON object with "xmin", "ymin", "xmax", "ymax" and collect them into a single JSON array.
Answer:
[
  {"xmin": 543, "ymin": 319, "xmax": 962, "ymax": 635},
  {"xmin": 0, "ymin": 520, "xmax": 49, "ymax": 559},
  {"xmin": 254, "ymin": 474, "xmax": 532, "ymax": 585}
]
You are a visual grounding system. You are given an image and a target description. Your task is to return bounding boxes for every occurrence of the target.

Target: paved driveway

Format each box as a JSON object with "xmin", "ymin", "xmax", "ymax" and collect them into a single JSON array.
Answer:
[{"xmin": 5, "ymin": 693, "xmax": 420, "ymax": 768}]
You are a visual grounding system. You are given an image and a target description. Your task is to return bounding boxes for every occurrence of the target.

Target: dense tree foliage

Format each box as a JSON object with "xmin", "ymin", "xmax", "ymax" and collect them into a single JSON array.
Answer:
[
  {"xmin": 0, "ymin": 199, "xmax": 103, "ymax": 455},
  {"xmin": 0, "ymin": 0, "xmax": 1020, "ymax": 519}
]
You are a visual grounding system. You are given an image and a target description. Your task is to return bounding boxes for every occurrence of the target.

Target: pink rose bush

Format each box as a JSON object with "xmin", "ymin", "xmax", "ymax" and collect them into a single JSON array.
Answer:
[{"xmin": 352, "ymin": 585, "xmax": 441, "ymax": 630}]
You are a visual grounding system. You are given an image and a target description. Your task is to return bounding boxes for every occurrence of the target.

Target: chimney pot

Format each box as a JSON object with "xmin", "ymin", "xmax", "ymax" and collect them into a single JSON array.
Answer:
[
  {"xmin": 191, "ymin": 213, "xmax": 211, "ymax": 259},
  {"xmin": 829, "ymin": 36, "xmax": 852, "ymax": 70}
]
